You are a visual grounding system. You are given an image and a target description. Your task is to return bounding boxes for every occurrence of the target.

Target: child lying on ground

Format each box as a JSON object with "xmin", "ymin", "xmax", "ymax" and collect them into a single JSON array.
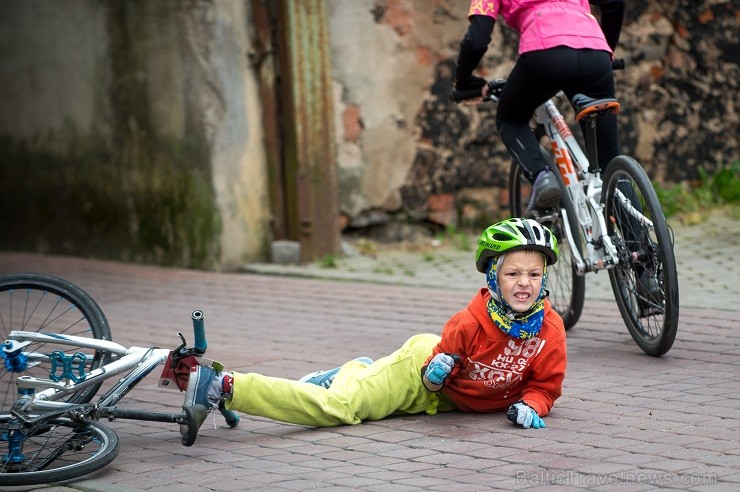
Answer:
[{"xmin": 184, "ymin": 218, "xmax": 566, "ymax": 432}]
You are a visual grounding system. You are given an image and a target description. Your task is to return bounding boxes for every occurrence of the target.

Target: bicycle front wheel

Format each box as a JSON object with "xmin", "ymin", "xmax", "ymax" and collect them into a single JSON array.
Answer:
[
  {"xmin": 603, "ymin": 156, "xmax": 679, "ymax": 356},
  {"xmin": 0, "ymin": 274, "xmax": 113, "ymax": 412},
  {"xmin": 509, "ymin": 154, "xmax": 585, "ymax": 329},
  {"xmin": 0, "ymin": 416, "xmax": 119, "ymax": 486}
]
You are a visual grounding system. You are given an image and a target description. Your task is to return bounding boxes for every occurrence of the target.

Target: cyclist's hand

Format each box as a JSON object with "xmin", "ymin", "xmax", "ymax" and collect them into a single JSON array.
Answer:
[
  {"xmin": 507, "ymin": 401, "xmax": 546, "ymax": 429},
  {"xmin": 425, "ymin": 353, "xmax": 456, "ymax": 385},
  {"xmin": 455, "ymin": 75, "xmax": 487, "ymax": 92},
  {"xmin": 451, "ymin": 75, "xmax": 487, "ymax": 104}
]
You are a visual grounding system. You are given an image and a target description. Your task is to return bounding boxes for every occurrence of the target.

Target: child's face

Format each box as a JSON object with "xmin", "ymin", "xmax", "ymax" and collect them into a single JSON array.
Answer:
[{"xmin": 497, "ymin": 250, "xmax": 545, "ymax": 312}]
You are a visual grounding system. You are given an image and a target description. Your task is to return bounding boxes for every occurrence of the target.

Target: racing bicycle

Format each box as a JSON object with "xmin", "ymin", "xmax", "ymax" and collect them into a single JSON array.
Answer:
[
  {"xmin": 451, "ymin": 61, "xmax": 679, "ymax": 356},
  {"xmin": 0, "ymin": 273, "xmax": 238, "ymax": 485}
]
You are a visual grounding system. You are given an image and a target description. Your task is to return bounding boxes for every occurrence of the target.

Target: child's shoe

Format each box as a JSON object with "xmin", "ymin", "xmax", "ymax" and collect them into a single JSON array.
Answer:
[{"xmin": 299, "ymin": 357, "xmax": 374, "ymax": 388}]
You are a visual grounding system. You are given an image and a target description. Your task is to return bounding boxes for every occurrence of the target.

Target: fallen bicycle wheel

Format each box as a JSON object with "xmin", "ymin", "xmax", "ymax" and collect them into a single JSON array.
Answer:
[
  {"xmin": 603, "ymin": 155, "xmax": 679, "ymax": 356},
  {"xmin": 0, "ymin": 274, "xmax": 114, "ymax": 412},
  {"xmin": 0, "ymin": 416, "xmax": 119, "ymax": 486}
]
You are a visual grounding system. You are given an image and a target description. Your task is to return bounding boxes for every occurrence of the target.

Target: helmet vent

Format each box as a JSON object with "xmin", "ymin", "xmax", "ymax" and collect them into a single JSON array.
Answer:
[{"xmin": 475, "ymin": 217, "xmax": 559, "ymax": 272}]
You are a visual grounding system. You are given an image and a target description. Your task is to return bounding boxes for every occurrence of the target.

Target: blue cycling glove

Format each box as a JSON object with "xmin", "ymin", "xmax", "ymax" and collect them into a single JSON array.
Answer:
[
  {"xmin": 425, "ymin": 353, "xmax": 456, "ymax": 386},
  {"xmin": 507, "ymin": 401, "xmax": 546, "ymax": 429}
]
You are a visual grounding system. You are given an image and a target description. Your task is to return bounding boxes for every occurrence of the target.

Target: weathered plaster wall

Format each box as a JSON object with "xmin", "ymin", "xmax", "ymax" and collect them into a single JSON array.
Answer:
[
  {"xmin": 0, "ymin": 1, "xmax": 109, "ymax": 139},
  {"xmin": 196, "ymin": 0, "xmax": 271, "ymax": 270},
  {"xmin": 328, "ymin": 0, "xmax": 468, "ymax": 225},
  {"xmin": 0, "ymin": 0, "xmax": 270, "ymax": 269}
]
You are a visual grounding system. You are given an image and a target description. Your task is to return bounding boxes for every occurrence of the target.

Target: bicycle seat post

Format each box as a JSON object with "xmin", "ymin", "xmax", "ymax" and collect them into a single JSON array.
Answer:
[
  {"xmin": 583, "ymin": 119, "xmax": 600, "ymax": 175},
  {"xmin": 572, "ymin": 94, "xmax": 621, "ymax": 175}
]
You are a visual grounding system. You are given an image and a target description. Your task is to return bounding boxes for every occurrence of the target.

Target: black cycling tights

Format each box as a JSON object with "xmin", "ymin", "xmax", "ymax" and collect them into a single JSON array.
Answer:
[{"xmin": 496, "ymin": 46, "xmax": 619, "ymax": 181}]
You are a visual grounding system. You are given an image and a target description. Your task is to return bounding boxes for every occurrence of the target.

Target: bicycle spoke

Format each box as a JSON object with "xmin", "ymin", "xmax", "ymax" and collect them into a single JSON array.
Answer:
[
  {"xmin": 604, "ymin": 156, "xmax": 679, "ymax": 356},
  {"xmin": 0, "ymin": 417, "xmax": 119, "ymax": 484},
  {"xmin": 0, "ymin": 275, "xmax": 113, "ymax": 412}
]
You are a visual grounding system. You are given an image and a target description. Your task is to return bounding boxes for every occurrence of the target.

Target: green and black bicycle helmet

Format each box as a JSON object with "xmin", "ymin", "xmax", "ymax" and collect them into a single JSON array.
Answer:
[{"xmin": 475, "ymin": 218, "xmax": 559, "ymax": 273}]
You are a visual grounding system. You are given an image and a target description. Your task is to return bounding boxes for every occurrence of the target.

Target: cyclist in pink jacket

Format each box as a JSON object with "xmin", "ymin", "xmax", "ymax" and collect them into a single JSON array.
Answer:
[{"xmin": 454, "ymin": 0, "xmax": 625, "ymax": 215}]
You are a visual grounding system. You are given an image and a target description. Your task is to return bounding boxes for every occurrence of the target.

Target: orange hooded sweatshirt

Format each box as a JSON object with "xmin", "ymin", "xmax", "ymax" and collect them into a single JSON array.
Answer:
[{"xmin": 426, "ymin": 288, "xmax": 566, "ymax": 417}]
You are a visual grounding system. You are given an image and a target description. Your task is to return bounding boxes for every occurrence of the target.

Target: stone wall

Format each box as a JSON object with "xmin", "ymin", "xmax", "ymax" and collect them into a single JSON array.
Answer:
[{"xmin": 331, "ymin": 0, "xmax": 739, "ymax": 236}]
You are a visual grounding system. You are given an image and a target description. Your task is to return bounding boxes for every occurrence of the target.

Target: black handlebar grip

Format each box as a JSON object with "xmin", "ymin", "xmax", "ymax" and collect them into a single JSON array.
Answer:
[{"xmin": 612, "ymin": 58, "xmax": 626, "ymax": 70}]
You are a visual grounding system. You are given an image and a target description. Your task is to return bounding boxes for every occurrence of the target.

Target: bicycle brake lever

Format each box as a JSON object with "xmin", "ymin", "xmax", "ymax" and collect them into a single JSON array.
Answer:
[
  {"xmin": 485, "ymin": 79, "xmax": 506, "ymax": 101},
  {"xmin": 173, "ymin": 332, "xmax": 188, "ymax": 356}
]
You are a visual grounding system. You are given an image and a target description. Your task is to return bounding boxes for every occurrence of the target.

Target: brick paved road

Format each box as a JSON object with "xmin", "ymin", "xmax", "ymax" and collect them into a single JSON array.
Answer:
[{"xmin": 0, "ymin": 252, "xmax": 738, "ymax": 491}]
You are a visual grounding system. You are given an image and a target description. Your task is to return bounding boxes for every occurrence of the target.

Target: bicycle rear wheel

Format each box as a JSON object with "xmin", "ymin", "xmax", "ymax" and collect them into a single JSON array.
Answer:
[
  {"xmin": 509, "ymin": 152, "xmax": 585, "ymax": 329},
  {"xmin": 603, "ymin": 156, "xmax": 679, "ymax": 356},
  {"xmin": 0, "ymin": 416, "xmax": 119, "ymax": 486},
  {"xmin": 0, "ymin": 274, "xmax": 113, "ymax": 412}
]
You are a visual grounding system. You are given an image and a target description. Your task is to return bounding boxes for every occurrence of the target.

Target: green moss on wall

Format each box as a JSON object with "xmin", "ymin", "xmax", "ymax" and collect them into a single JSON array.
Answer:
[{"xmin": 0, "ymin": 128, "xmax": 221, "ymax": 269}]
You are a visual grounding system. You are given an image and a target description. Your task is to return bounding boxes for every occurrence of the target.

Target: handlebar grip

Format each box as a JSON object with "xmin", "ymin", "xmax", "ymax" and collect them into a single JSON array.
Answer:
[
  {"xmin": 191, "ymin": 310, "xmax": 206, "ymax": 354},
  {"xmin": 612, "ymin": 58, "xmax": 625, "ymax": 70}
]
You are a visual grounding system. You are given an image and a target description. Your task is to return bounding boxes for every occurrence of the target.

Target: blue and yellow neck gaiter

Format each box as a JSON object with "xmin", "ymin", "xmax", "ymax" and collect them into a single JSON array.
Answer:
[{"xmin": 485, "ymin": 253, "xmax": 547, "ymax": 340}]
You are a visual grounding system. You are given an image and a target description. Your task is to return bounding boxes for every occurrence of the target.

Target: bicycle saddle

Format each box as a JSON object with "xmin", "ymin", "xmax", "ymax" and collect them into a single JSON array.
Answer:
[{"xmin": 572, "ymin": 94, "xmax": 620, "ymax": 122}]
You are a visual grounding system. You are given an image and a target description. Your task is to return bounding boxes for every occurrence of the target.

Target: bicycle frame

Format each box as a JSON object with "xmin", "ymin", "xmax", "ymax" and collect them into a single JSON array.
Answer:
[
  {"xmin": 455, "ymin": 67, "xmax": 679, "ymax": 355},
  {"xmin": 10, "ymin": 330, "xmax": 164, "ymax": 409},
  {"xmin": 1, "ymin": 278, "xmax": 244, "ymax": 484},
  {"xmin": 7, "ymin": 329, "xmax": 194, "ymax": 428},
  {"xmin": 5, "ymin": 328, "xmax": 224, "ymax": 436},
  {"xmin": 534, "ymin": 97, "xmax": 620, "ymax": 275}
]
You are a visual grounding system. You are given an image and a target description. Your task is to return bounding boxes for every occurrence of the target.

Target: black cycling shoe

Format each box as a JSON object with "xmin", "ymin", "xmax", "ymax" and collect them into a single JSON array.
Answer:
[
  {"xmin": 636, "ymin": 271, "xmax": 663, "ymax": 317},
  {"xmin": 526, "ymin": 171, "xmax": 562, "ymax": 215}
]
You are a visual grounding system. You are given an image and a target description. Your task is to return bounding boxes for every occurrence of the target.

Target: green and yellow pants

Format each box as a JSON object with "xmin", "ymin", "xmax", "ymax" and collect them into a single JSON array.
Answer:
[{"xmin": 226, "ymin": 333, "xmax": 455, "ymax": 426}]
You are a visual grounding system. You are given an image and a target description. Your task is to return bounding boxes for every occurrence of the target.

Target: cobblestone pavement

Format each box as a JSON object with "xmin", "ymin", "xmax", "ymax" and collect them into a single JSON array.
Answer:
[{"xmin": 0, "ymin": 213, "xmax": 738, "ymax": 491}]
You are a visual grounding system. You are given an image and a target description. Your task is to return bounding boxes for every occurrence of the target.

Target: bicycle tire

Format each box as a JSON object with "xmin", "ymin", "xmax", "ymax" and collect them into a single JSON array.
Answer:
[
  {"xmin": 0, "ymin": 416, "xmax": 119, "ymax": 485},
  {"xmin": 603, "ymin": 155, "xmax": 679, "ymax": 356},
  {"xmin": 509, "ymin": 150, "xmax": 586, "ymax": 329},
  {"xmin": 0, "ymin": 274, "xmax": 113, "ymax": 412}
]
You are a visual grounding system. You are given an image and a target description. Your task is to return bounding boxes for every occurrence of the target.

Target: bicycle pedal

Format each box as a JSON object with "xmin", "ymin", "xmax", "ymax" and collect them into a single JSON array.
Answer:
[
  {"xmin": 180, "ymin": 404, "xmax": 209, "ymax": 446},
  {"xmin": 526, "ymin": 209, "xmax": 559, "ymax": 224}
]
